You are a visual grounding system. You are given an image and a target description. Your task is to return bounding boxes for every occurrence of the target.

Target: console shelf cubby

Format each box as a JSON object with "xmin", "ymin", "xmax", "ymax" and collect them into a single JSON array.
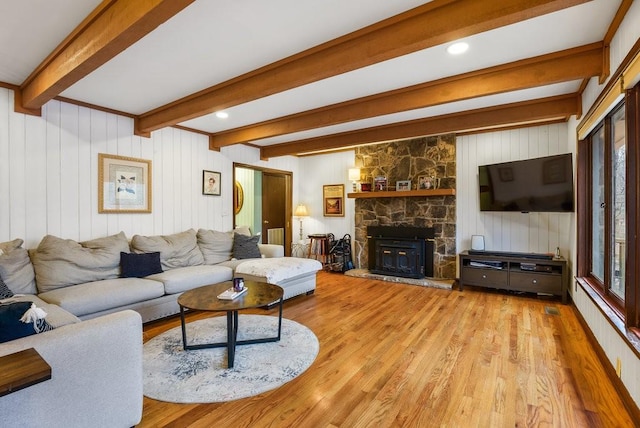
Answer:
[{"xmin": 458, "ymin": 251, "xmax": 568, "ymax": 304}]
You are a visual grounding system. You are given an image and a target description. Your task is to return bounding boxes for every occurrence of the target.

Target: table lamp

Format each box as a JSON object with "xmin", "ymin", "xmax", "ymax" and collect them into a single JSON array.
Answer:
[
  {"xmin": 294, "ymin": 204, "xmax": 309, "ymax": 242},
  {"xmin": 348, "ymin": 167, "xmax": 361, "ymax": 192}
]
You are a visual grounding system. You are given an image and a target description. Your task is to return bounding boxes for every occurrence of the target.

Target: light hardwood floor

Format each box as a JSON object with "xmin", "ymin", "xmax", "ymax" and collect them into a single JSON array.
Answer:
[{"xmin": 140, "ymin": 272, "xmax": 636, "ymax": 427}]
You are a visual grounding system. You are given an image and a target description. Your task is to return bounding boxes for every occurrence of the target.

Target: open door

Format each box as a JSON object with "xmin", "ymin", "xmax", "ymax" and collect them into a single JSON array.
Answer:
[
  {"xmin": 262, "ymin": 172, "xmax": 287, "ymax": 243},
  {"xmin": 233, "ymin": 163, "xmax": 292, "ymax": 255}
]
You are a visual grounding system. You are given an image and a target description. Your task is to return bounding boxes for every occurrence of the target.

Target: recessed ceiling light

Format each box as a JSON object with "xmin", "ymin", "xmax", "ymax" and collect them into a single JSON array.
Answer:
[
  {"xmin": 447, "ymin": 42, "xmax": 469, "ymax": 55},
  {"xmin": 215, "ymin": 111, "xmax": 229, "ymax": 119}
]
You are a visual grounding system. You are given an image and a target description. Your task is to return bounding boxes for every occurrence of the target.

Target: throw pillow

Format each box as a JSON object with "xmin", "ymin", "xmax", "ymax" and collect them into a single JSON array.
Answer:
[
  {"xmin": 0, "ymin": 241, "xmax": 37, "ymax": 295},
  {"xmin": 197, "ymin": 229, "xmax": 234, "ymax": 264},
  {"xmin": 131, "ymin": 229, "xmax": 204, "ymax": 270},
  {"xmin": 120, "ymin": 252, "xmax": 163, "ymax": 278},
  {"xmin": 31, "ymin": 232, "xmax": 130, "ymax": 293},
  {"xmin": 0, "ymin": 277, "xmax": 14, "ymax": 299},
  {"xmin": 233, "ymin": 233, "xmax": 262, "ymax": 259},
  {"xmin": 234, "ymin": 225, "xmax": 252, "ymax": 237},
  {"xmin": 0, "ymin": 302, "xmax": 38, "ymax": 343}
]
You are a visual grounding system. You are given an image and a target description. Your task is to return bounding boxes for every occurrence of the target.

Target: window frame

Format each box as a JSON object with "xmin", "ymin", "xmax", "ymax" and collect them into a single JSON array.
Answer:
[{"xmin": 577, "ymin": 83, "xmax": 640, "ymax": 330}]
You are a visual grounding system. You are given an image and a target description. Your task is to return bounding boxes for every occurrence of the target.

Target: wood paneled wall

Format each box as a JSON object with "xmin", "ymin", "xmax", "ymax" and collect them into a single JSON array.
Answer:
[
  {"xmin": 456, "ymin": 123, "xmax": 575, "ymax": 260},
  {"xmin": 0, "ymin": 88, "xmax": 298, "ymax": 248}
]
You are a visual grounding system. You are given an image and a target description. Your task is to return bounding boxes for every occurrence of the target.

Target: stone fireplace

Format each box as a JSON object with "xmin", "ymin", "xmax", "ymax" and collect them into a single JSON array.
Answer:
[{"xmin": 353, "ymin": 134, "xmax": 456, "ymax": 279}]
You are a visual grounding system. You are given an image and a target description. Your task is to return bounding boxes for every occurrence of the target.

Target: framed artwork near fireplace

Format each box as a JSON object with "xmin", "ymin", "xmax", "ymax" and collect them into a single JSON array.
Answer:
[
  {"xmin": 396, "ymin": 180, "xmax": 411, "ymax": 191},
  {"xmin": 323, "ymin": 184, "xmax": 344, "ymax": 217}
]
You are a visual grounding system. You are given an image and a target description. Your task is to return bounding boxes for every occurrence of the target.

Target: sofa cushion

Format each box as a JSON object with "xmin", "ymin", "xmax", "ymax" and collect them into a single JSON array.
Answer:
[
  {"xmin": 146, "ymin": 265, "xmax": 233, "ymax": 294},
  {"xmin": 131, "ymin": 229, "xmax": 204, "ymax": 270},
  {"xmin": 233, "ymin": 233, "xmax": 262, "ymax": 259},
  {"xmin": 120, "ymin": 252, "xmax": 163, "ymax": 278},
  {"xmin": 235, "ymin": 257, "xmax": 323, "ymax": 284},
  {"xmin": 197, "ymin": 229, "xmax": 233, "ymax": 264},
  {"xmin": 234, "ymin": 225, "xmax": 252, "ymax": 236},
  {"xmin": 0, "ymin": 278, "xmax": 13, "ymax": 299},
  {"xmin": 0, "ymin": 239, "xmax": 37, "ymax": 295},
  {"xmin": 0, "ymin": 238, "xmax": 22, "ymax": 254},
  {"xmin": 217, "ymin": 258, "xmax": 262, "ymax": 270},
  {"xmin": 1, "ymin": 295, "xmax": 81, "ymax": 328},
  {"xmin": 38, "ymin": 278, "xmax": 165, "ymax": 317},
  {"xmin": 31, "ymin": 232, "xmax": 130, "ymax": 293},
  {"xmin": 0, "ymin": 302, "xmax": 37, "ymax": 343}
]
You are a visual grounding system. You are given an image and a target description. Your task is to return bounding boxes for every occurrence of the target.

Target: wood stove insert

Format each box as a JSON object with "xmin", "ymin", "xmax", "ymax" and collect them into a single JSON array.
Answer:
[{"xmin": 367, "ymin": 226, "xmax": 435, "ymax": 279}]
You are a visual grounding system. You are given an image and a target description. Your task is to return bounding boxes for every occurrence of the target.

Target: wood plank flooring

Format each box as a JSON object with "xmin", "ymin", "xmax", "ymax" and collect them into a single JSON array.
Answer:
[{"xmin": 140, "ymin": 272, "xmax": 636, "ymax": 427}]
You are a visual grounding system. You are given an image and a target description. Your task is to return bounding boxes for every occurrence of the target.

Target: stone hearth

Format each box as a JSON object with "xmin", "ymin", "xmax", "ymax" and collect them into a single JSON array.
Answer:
[
  {"xmin": 353, "ymin": 135, "xmax": 456, "ymax": 279},
  {"xmin": 345, "ymin": 269, "xmax": 453, "ymax": 290}
]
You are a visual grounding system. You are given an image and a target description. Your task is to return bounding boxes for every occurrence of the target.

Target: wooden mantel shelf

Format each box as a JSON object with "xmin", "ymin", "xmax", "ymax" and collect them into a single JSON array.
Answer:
[{"xmin": 347, "ymin": 189, "xmax": 456, "ymax": 199}]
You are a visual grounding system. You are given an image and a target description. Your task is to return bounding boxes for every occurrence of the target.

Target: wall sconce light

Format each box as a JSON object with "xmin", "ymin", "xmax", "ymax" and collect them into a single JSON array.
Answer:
[
  {"xmin": 348, "ymin": 167, "xmax": 361, "ymax": 192},
  {"xmin": 294, "ymin": 204, "xmax": 309, "ymax": 242}
]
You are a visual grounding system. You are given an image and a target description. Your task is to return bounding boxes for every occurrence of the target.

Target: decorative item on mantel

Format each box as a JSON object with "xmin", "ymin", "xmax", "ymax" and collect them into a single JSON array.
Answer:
[
  {"xmin": 396, "ymin": 180, "xmax": 411, "ymax": 191},
  {"xmin": 348, "ymin": 168, "xmax": 361, "ymax": 192},
  {"xmin": 374, "ymin": 176, "xmax": 387, "ymax": 191}
]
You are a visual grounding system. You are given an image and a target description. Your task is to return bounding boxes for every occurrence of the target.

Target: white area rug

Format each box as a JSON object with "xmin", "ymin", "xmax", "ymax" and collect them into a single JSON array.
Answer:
[{"xmin": 143, "ymin": 315, "xmax": 319, "ymax": 403}]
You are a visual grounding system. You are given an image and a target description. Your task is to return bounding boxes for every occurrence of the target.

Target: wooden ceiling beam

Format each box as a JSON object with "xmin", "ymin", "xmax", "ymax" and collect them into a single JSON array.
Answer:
[
  {"xmin": 137, "ymin": 0, "xmax": 589, "ymax": 135},
  {"xmin": 260, "ymin": 94, "xmax": 581, "ymax": 158},
  {"xmin": 212, "ymin": 43, "xmax": 602, "ymax": 148},
  {"xmin": 17, "ymin": 0, "xmax": 195, "ymax": 112}
]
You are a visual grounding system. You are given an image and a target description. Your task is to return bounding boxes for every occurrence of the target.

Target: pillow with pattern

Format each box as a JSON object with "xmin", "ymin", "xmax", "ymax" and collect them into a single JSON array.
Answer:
[
  {"xmin": 0, "ymin": 302, "xmax": 55, "ymax": 343},
  {"xmin": 0, "ymin": 277, "xmax": 14, "ymax": 299},
  {"xmin": 232, "ymin": 233, "xmax": 262, "ymax": 259}
]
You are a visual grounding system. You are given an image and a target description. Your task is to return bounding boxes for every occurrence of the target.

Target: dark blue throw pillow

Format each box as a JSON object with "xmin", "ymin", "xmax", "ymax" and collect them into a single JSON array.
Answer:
[
  {"xmin": 0, "ymin": 302, "xmax": 37, "ymax": 343},
  {"xmin": 120, "ymin": 252, "xmax": 163, "ymax": 278}
]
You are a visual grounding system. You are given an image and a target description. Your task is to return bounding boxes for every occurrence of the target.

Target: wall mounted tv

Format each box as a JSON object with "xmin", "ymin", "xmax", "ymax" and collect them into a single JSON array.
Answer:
[{"xmin": 478, "ymin": 153, "xmax": 574, "ymax": 213}]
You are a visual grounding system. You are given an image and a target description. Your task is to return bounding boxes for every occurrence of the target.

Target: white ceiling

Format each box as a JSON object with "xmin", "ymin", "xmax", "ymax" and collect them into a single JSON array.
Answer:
[{"xmin": 0, "ymin": 0, "xmax": 623, "ymax": 153}]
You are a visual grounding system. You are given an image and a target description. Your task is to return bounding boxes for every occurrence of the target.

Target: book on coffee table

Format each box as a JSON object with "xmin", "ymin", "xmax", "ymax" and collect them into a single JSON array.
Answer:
[{"xmin": 217, "ymin": 287, "xmax": 248, "ymax": 300}]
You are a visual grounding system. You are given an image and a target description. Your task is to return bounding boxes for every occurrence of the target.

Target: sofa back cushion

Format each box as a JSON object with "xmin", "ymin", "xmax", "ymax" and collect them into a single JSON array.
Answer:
[
  {"xmin": 31, "ymin": 232, "xmax": 130, "ymax": 293},
  {"xmin": 0, "ymin": 239, "xmax": 37, "ymax": 295},
  {"xmin": 131, "ymin": 229, "xmax": 204, "ymax": 270},
  {"xmin": 197, "ymin": 229, "xmax": 233, "ymax": 264}
]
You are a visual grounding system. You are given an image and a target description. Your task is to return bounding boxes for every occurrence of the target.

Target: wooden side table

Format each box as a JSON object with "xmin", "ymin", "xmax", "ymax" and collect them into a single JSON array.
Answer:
[
  {"xmin": 0, "ymin": 348, "xmax": 51, "ymax": 396},
  {"xmin": 308, "ymin": 234, "xmax": 331, "ymax": 267}
]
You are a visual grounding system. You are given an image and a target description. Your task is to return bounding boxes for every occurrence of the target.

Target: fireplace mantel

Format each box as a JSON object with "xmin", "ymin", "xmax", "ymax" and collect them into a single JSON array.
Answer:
[{"xmin": 347, "ymin": 189, "xmax": 455, "ymax": 199}]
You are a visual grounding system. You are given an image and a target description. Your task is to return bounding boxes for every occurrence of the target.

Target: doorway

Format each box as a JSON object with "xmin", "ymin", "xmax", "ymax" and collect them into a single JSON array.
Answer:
[{"xmin": 233, "ymin": 163, "xmax": 292, "ymax": 256}]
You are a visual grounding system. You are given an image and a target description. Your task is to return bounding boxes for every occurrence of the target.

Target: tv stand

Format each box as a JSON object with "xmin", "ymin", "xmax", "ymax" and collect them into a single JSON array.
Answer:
[{"xmin": 458, "ymin": 251, "xmax": 568, "ymax": 304}]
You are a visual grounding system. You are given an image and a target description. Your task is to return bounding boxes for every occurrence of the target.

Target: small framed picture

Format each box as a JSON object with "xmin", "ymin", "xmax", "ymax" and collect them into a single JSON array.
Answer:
[
  {"xmin": 396, "ymin": 180, "xmax": 411, "ymax": 191},
  {"xmin": 374, "ymin": 176, "xmax": 387, "ymax": 191},
  {"xmin": 418, "ymin": 175, "xmax": 434, "ymax": 190},
  {"xmin": 323, "ymin": 184, "xmax": 344, "ymax": 217},
  {"xmin": 203, "ymin": 170, "xmax": 221, "ymax": 196}
]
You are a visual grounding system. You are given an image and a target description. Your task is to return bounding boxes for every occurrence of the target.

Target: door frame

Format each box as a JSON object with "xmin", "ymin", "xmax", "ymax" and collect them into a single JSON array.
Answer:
[{"xmin": 233, "ymin": 162, "xmax": 293, "ymax": 256}]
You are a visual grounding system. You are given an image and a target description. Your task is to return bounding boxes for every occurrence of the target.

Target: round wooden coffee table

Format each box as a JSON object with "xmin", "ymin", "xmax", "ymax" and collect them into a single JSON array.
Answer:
[{"xmin": 177, "ymin": 280, "xmax": 283, "ymax": 368}]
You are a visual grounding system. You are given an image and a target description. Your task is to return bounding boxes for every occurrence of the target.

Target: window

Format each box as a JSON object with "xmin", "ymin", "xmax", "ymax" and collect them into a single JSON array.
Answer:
[
  {"xmin": 578, "ymin": 83, "xmax": 639, "ymax": 327},
  {"xmin": 611, "ymin": 106, "xmax": 626, "ymax": 301}
]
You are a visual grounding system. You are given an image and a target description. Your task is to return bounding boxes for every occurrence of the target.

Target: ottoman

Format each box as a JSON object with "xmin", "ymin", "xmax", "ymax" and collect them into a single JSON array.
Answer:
[{"xmin": 234, "ymin": 257, "xmax": 322, "ymax": 301}]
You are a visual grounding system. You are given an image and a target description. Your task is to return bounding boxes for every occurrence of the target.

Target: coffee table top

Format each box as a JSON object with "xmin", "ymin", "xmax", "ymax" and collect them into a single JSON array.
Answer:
[{"xmin": 178, "ymin": 281, "xmax": 283, "ymax": 312}]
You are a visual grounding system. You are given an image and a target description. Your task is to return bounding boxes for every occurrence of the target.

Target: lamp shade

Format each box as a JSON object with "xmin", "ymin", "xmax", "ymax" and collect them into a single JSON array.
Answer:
[
  {"xmin": 294, "ymin": 204, "xmax": 309, "ymax": 217},
  {"xmin": 348, "ymin": 168, "xmax": 361, "ymax": 181}
]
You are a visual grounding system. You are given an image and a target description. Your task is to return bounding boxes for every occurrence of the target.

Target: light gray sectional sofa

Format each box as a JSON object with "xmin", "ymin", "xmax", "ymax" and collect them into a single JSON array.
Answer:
[
  {"xmin": 28, "ymin": 228, "xmax": 291, "ymax": 323},
  {"xmin": 0, "ymin": 227, "xmax": 322, "ymax": 427}
]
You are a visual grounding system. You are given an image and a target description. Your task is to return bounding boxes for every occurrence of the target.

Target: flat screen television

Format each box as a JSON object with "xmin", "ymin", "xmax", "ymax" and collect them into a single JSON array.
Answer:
[{"xmin": 478, "ymin": 153, "xmax": 574, "ymax": 212}]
